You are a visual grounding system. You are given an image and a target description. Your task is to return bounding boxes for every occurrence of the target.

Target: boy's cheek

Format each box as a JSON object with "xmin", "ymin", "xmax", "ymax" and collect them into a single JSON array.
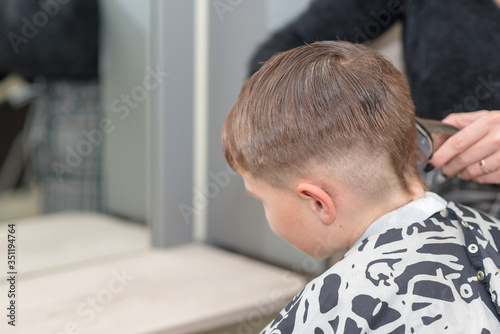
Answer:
[
  {"xmin": 265, "ymin": 211, "xmax": 291, "ymax": 242},
  {"xmin": 265, "ymin": 214, "xmax": 282, "ymax": 237}
]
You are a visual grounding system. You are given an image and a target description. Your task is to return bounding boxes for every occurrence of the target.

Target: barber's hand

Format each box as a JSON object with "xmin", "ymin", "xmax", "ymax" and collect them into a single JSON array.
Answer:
[{"xmin": 429, "ymin": 110, "xmax": 500, "ymax": 184}]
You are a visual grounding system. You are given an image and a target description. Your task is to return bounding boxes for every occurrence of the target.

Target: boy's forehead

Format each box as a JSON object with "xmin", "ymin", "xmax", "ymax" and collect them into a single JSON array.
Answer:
[
  {"xmin": 241, "ymin": 172, "xmax": 264, "ymax": 196},
  {"xmin": 241, "ymin": 175, "xmax": 260, "ymax": 200},
  {"xmin": 241, "ymin": 173, "xmax": 254, "ymax": 191}
]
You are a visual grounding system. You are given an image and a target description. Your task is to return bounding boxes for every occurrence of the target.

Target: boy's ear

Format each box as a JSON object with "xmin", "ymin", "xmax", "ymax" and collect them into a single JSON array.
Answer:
[{"xmin": 296, "ymin": 183, "xmax": 336, "ymax": 225}]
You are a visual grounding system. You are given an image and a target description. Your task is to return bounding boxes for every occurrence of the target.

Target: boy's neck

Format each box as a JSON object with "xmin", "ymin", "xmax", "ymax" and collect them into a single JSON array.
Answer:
[{"xmin": 341, "ymin": 177, "xmax": 426, "ymax": 249}]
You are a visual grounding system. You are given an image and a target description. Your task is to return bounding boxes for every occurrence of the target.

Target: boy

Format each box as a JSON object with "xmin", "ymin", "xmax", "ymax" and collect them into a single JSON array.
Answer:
[{"xmin": 222, "ymin": 41, "xmax": 500, "ymax": 333}]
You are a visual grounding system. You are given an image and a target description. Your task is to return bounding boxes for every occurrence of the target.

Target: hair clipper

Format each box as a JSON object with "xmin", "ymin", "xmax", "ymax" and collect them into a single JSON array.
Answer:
[{"xmin": 416, "ymin": 117, "xmax": 459, "ymax": 168}]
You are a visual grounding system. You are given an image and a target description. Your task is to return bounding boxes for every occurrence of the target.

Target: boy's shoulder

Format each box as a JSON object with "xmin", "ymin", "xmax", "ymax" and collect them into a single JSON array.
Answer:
[{"xmin": 261, "ymin": 202, "xmax": 500, "ymax": 333}]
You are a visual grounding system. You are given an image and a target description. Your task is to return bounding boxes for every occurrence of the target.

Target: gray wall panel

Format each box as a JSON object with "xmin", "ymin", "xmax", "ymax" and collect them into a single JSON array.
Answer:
[{"xmin": 149, "ymin": 0, "xmax": 194, "ymax": 247}]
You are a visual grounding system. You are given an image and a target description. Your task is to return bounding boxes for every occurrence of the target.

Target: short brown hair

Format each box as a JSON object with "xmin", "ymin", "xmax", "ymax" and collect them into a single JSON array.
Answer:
[{"xmin": 222, "ymin": 41, "xmax": 419, "ymax": 194}]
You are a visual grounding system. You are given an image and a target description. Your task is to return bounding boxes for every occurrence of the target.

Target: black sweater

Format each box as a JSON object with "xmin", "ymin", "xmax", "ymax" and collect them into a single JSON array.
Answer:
[
  {"xmin": 0, "ymin": 0, "xmax": 99, "ymax": 80},
  {"xmin": 249, "ymin": 0, "xmax": 500, "ymax": 120}
]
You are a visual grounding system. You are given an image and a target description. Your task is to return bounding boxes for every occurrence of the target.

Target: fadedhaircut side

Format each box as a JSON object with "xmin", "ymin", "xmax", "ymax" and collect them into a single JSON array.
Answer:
[{"xmin": 222, "ymin": 40, "xmax": 419, "ymax": 194}]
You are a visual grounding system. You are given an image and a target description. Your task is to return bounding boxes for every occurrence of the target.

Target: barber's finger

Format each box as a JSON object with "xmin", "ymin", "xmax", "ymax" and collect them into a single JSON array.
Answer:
[
  {"xmin": 430, "ymin": 123, "xmax": 489, "ymax": 173},
  {"xmin": 459, "ymin": 152, "xmax": 500, "ymax": 181},
  {"xmin": 442, "ymin": 110, "xmax": 490, "ymax": 129},
  {"xmin": 474, "ymin": 166, "xmax": 500, "ymax": 185},
  {"xmin": 441, "ymin": 134, "xmax": 497, "ymax": 178}
]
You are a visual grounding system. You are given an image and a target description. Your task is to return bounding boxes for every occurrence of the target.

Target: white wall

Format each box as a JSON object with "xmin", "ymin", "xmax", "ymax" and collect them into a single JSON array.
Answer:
[{"xmin": 266, "ymin": 0, "xmax": 312, "ymax": 32}]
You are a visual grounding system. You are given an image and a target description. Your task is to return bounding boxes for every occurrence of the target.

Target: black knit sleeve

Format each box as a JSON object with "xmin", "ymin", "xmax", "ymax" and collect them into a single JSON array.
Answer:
[{"xmin": 249, "ymin": 0, "xmax": 403, "ymax": 76}]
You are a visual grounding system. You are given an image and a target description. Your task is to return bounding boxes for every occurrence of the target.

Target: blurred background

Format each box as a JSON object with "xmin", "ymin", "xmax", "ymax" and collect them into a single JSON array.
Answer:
[
  {"xmin": 0, "ymin": 0, "xmax": 403, "ymax": 332},
  {"xmin": 0, "ymin": 0, "xmax": 403, "ymax": 268}
]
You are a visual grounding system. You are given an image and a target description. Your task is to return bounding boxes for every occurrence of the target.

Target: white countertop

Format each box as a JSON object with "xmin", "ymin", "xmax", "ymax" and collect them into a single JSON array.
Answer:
[{"xmin": 0, "ymin": 213, "xmax": 306, "ymax": 333}]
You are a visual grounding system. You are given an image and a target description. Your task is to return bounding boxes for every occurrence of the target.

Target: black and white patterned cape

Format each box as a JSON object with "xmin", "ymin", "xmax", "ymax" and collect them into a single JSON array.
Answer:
[{"xmin": 261, "ymin": 193, "xmax": 500, "ymax": 333}]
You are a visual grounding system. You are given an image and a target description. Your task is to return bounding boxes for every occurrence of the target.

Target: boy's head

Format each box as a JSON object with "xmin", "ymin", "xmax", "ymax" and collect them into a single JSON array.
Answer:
[{"xmin": 222, "ymin": 41, "xmax": 423, "ymax": 256}]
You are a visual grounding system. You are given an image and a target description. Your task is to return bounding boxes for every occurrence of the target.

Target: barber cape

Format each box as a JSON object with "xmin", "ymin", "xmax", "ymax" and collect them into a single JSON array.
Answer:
[{"xmin": 261, "ymin": 193, "xmax": 500, "ymax": 333}]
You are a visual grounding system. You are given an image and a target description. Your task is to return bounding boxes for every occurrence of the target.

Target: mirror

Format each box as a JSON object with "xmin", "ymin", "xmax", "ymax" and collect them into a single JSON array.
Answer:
[{"xmin": 0, "ymin": 0, "xmax": 405, "ymax": 277}]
